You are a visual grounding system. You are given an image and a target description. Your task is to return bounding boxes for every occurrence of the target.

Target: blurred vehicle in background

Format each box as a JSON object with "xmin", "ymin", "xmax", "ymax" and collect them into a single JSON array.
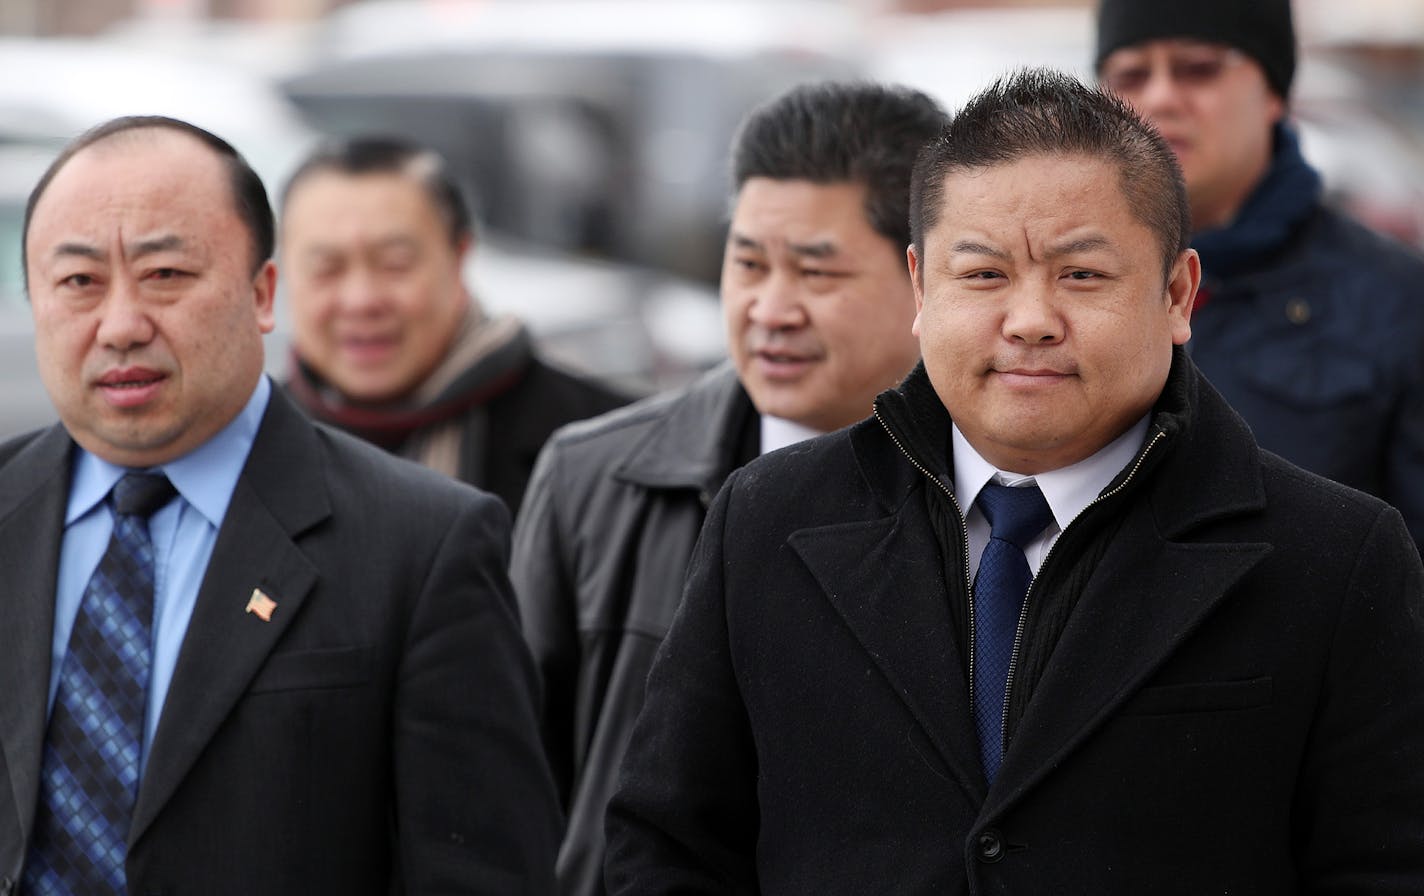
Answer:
[
  {"xmin": 284, "ymin": 0, "xmax": 860, "ymax": 285},
  {"xmin": 863, "ymin": 6, "xmax": 1424, "ymax": 253},
  {"xmin": 0, "ymin": 31, "xmax": 730, "ymax": 438},
  {"xmin": 1292, "ymin": 56, "xmax": 1424, "ymax": 249},
  {"xmin": 4, "ymin": 4, "xmax": 1420, "ymax": 438}
]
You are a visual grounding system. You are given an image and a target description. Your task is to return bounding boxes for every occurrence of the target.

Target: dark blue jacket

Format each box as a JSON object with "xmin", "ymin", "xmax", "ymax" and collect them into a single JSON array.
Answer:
[{"xmin": 1189, "ymin": 126, "xmax": 1424, "ymax": 554}]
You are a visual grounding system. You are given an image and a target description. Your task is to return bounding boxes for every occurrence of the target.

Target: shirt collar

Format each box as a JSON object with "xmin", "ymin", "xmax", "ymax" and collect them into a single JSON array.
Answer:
[
  {"xmin": 759, "ymin": 415, "xmax": 824, "ymax": 455},
  {"xmin": 66, "ymin": 376, "xmax": 273, "ymax": 527},
  {"xmin": 952, "ymin": 415, "xmax": 1150, "ymax": 532}
]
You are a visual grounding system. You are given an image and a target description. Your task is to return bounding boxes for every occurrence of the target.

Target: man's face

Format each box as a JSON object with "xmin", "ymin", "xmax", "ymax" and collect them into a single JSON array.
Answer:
[
  {"xmin": 281, "ymin": 171, "xmax": 469, "ymax": 403},
  {"xmin": 910, "ymin": 154, "xmax": 1197, "ymax": 475},
  {"xmin": 26, "ymin": 130, "xmax": 276, "ymax": 468},
  {"xmin": 722, "ymin": 178, "xmax": 920, "ymax": 433},
  {"xmin": 1099, "ymin": 38, "xmax": 1284, "ymax": 231}
]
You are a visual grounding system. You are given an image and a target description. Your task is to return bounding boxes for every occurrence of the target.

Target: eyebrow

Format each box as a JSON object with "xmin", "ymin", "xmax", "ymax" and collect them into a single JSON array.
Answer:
[
  {"xmin": 949, "ymin": 236, "xmax": 1112, "ymax": 259},
  {"xmin": 51, "ymin": 242, "xmax": 105, "ymax": 262},
  {"xmin": 949, "ymin": 240, "xmax": 1011, "ymax": 259},
  {"xmin": 130, "ymin": 234, "xmax": 185, "ymax": 258},
  {"xmin": 729, "ymin": 232, "xmax": 840, "ymax": 259},
  {"xmin": 1044, "ymin": 236, "xmax": 1112, "ymax": 258}
]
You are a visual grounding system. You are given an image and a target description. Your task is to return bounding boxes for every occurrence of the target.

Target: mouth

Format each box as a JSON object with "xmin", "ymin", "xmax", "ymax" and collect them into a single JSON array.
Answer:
[
  {"xmin": 338, "ymin": 334, "xmax": 400, "ymax": 365},
  {"xmin": 990, "ymin": 366, "xmax": 1074, "ymax": 389},
  {"xmin": 96, "ymin": 368, "xmax": 167, "ymax": 408},
  {"xmin": 751, "ymin": 347, "xmax": 819, "ymax": 380}
]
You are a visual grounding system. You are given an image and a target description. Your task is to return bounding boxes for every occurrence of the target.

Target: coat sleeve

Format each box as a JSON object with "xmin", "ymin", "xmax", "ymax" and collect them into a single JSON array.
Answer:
[
  {"xmin": 1295, "ymin": 504, "xmax": 1424, "ymax": 893},
  {"xmin": 395, "ymin": 490, "xmax": 562, "ymax": 894},
  {"xmin": 510, "ymin": 438, "xmax": 580, "ymax": 807},
  {"xmin": 604, "ymin": 476, "xmax": 759, "ymax": 895}
]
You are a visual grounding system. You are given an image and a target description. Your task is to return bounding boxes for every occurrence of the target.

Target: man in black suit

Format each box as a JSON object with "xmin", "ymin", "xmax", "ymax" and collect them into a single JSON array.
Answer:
[
  {"xmin": 606, "ymin": 69, "xmax": 1424, "ymax": 893},
  {"xmin": 1, "ymin": 115, "xmax": 560, "ymax": 894}
]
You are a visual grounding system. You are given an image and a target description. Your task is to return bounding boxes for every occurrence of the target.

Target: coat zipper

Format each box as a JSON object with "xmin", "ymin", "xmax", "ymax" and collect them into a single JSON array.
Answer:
[
  {"xmin": 998, "ymin": 428, "xmax": 1166, "ymax": 753},
  {"xmin": 875, "ymin": 407, "xmax": 1166, "ymax": 760}
]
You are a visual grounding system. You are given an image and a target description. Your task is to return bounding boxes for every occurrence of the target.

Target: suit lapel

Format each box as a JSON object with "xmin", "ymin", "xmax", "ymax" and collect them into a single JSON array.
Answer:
[
  {"xmin": 0, "ymin": 426, "xmax": 72, "ymax": 856},
  {"xmin": 987, "ymin": 507, "xmax": 1270, "ymax": 813},
  {"xmin": 130, "ymin": 391, "xmax": 330, "ymax": 845},
  {"xmin": 790, "ymin": 512, "xmax": 985, "ymax": 804}
]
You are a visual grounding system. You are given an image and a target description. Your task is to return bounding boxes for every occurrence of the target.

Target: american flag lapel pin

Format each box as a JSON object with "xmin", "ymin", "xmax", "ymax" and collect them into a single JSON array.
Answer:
[{"xmin": 246, "ymin": 587, "xmax": 277, "ymax": 622}]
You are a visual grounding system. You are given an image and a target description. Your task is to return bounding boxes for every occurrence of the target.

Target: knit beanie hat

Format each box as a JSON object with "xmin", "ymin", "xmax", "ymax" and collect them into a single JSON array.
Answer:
[{"xmin": 1094, "ymin": 0, "xmax": 1296, "ymax": 98}]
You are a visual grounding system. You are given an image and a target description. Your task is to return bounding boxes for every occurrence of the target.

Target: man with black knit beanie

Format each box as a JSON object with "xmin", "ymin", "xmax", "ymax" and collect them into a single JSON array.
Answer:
[{"xmin": 1097, "ymin": 0, "xmax": 1424, "ymax": 556}]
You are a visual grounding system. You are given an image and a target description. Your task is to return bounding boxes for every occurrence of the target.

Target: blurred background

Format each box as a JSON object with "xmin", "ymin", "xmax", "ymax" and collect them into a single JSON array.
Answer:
[{"xmin": 3, "ymin": 0, "xmax": 1422, "ymax": 435}]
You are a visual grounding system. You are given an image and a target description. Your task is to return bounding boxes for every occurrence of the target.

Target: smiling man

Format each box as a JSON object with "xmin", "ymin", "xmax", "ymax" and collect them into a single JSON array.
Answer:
[
  {"xmin": 1096, "ymin": 0, "xmax": 1424, "ymax": 554},
  {"xmin": 605, "ymin": 69, "xmax": 1424, "ymax": 894},
  {"xmin": 280, "ymin": 136, "xmax": 628, "ymax": 514},
  {"xmin": 1, "ymin": 116, "xmax": 560, "ymax": 894},
  {"xmin": 511, "ymin": 82, "xmax": 947, "ymax": 896}
]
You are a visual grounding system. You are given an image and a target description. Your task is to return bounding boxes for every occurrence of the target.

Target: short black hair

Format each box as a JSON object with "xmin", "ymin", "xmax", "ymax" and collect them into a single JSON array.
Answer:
[
  {"xmin": 23, "ymin": 115, "xmax": 274, "ymax": 286},
  {"xmin": 280, "ymin": 135, "xmax": 472, "ymax": 246},
  {"xmin": 731, "ymin": 81, "xmax": 949, "ymax": 251},
  {"xmin": 910, "ymin": 68, "xmax": 1189, "ymax": 279}
]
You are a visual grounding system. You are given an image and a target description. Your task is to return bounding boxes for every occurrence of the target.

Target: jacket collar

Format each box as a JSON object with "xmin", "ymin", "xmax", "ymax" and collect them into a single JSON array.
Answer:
[
  {"xmin": 613, "ymin": 363, "xmax": 753, "ymax": 497},
  {"xmin": 834, "ymin": 347, "xmax": 1270, "ymax": 804},
  {"xmin": 0, "ymin": 424, "xmax": 73, "ymax": 868},
  {"xmin": 867, "ymin": 346, "xmax": 1266, "ymax": 538},
  {"xmin": 130, "ymin": 388, "xmax": 331, "ymax": 846}
]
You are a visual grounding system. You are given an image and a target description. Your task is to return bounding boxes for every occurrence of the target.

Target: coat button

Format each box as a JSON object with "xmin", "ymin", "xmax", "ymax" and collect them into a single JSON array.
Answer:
[{"xmin": 976, "ymin": 830, "xmax": 1005, "ymax": 863}]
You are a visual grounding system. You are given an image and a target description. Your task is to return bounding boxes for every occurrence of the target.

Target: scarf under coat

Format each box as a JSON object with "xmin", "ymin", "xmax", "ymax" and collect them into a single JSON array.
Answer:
[{"xmin": 285, "ymin": 305, "xmax": 532, "ymax": 479}]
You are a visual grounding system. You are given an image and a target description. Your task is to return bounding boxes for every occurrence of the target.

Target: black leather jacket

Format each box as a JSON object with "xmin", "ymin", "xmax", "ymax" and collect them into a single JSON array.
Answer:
[{"xmin": 511, "ymin": 364, "xmax": 753, "ymax": 896}]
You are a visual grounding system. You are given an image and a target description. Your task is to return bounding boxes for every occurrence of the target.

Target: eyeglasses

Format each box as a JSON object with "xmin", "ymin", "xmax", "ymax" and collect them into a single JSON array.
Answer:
[{"xmin": 1100, "ymin": 49, "xmax": 1245, "ymax": 95}]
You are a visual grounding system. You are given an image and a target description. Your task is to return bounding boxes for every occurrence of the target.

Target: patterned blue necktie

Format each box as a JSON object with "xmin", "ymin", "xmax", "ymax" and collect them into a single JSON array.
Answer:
[
  {"xmin": 25, "ymin": 473, "xmax": 176, "ymax": 896},
  {"xmin": 972, "ymin": 481, "xmax": 1054, "ymax": 785}
]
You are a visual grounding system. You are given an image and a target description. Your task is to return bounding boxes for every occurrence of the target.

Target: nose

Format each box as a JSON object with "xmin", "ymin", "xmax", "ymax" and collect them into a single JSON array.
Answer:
[
  {"xmin": 1001, "ymin": 283, "xmax": 1063, "ymax": 345},
  {"xmin": 95, "ymin": 275, "xmax": 155, "ymax": 352},
  {"xmin": 745, "ymin": 268, "xmax": 807, "ymax": 331},
  {"xmin": 334, "ymin": 266, "xmax": 386, "ymax": 315}
]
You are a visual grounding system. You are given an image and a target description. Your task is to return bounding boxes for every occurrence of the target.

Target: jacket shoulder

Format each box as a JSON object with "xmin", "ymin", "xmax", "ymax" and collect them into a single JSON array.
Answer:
[
  {"xmin": 510, "ymin": 355, "xmax": 634, "ymax": 414},
  {"xmin": 309, "ymin": 415, "xmax": 506, "ymax": 522},
  {"xmin": 720, "ymin": 421, "xmax": 894, "ymax": 531},
  {"xmin": 540, "ymin": 365, "xmax": 740, "ymax": 463},
  {"xmin": 0, "ymin": 426, "xmax": 55, "ymax": 468},
  {"xmin": 1300, "ymin": 206, "xmax": 1424, "ymax": 285}
]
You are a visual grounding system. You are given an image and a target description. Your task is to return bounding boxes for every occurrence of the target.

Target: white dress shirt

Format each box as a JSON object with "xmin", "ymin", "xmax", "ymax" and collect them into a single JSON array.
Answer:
[
  {"xmin": 953, "ymin": 416, "xmax": 1151, "ymax": 579},
  {"xmin": 760, "ymin": 415, "xmax": 824, "ymax": 456}
]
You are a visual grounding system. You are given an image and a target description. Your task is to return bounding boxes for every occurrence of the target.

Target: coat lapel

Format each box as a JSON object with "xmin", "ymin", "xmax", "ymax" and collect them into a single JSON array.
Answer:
[
  {"xmin": 130, "ymin": 391, "xmax": 330, "ymax": 845},
  {"xmin": 0, "ymin": 426, "xmax": 72, "ymax": 859},
  {"xmin": 790, "ymin": 512, "xmax": 985, "ymax": 804},
  {"xmin": 988, "ymin": 477, "xmax": 1271, "ymax": 814}
]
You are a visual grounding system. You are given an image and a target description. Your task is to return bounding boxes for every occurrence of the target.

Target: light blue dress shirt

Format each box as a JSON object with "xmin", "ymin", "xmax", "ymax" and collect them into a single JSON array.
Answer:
[{"xmin": 48, "ymin": 375, "xmax": 271, "ymax": 772}]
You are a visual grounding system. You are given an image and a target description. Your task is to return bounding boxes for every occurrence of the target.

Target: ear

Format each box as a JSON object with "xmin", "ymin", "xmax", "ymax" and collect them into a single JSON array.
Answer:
[
  {"xmin": 1165, "ymin": 248, "xmax": 1199, "ymax": 346},
  {"xmin": 253, "ymin": 259, "xmax": 278, "ymax": 335},
  {"xmin": 908, "ymin": 243, "xmax": 926, "ymax": 337}
]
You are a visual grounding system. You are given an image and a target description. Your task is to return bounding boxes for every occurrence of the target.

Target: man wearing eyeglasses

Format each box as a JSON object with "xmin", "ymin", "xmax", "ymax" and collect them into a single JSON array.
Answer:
[{"xmin": 1097, "ymin": 0, "xmax": 1424, "ymax": 556}]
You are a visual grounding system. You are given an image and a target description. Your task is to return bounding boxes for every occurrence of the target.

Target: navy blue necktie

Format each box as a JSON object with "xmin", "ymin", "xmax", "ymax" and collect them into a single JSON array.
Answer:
[
  {"xmin": 25, "ymin": 473, "xmax": 176, "ymax": 896},
  {"xmin": 972, "ymin": 481, "xmax": 1054, "ymax": 785}
]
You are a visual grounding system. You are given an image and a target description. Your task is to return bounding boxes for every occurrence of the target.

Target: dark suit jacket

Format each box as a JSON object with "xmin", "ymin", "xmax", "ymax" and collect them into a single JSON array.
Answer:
[
  {"xmin": 0, "ymin": 386, "xmax": 561, "ymax": 895},
  {"xmin": 606, "ymin": 359, "xmax": 1424, "ymax": 894}
]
